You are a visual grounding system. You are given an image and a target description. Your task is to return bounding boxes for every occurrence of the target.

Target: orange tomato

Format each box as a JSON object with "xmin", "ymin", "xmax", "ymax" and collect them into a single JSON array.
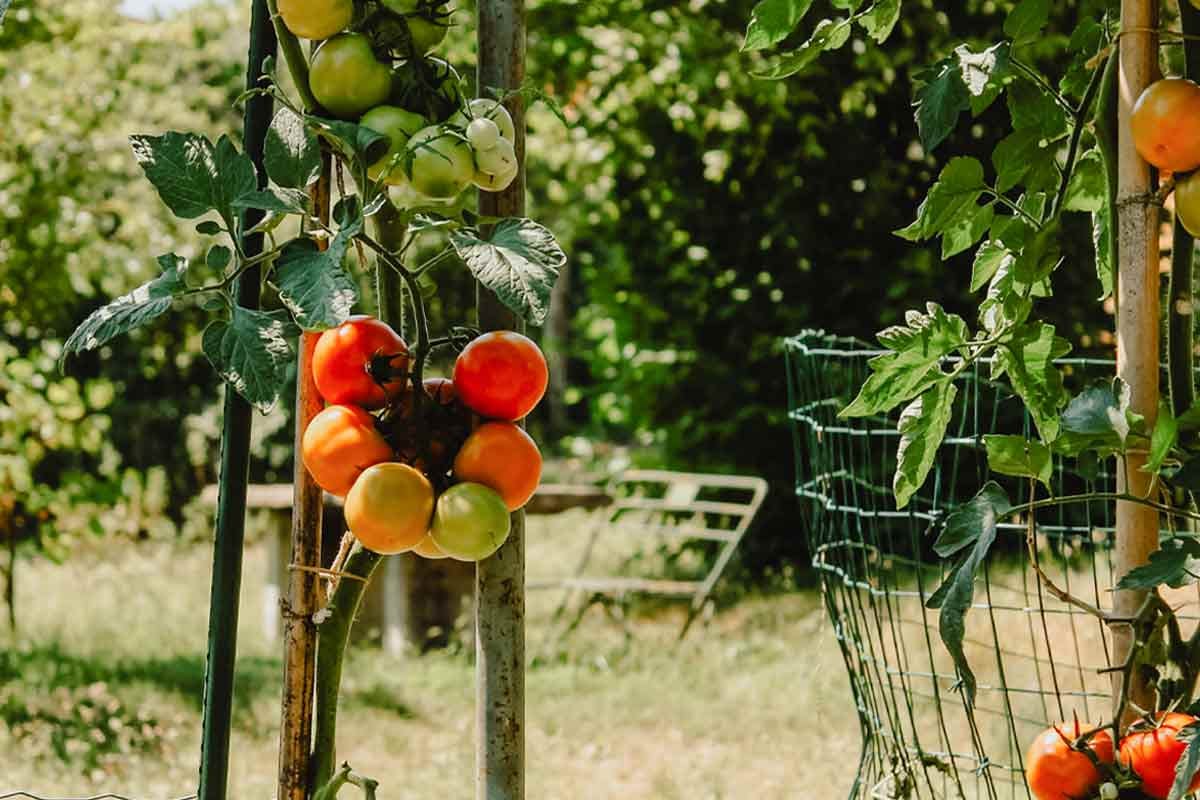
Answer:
[
  {"xmin": 301, "ymin": 405, "xmax": 393, "ymax": 496},
  {"xmin": 344, "ymin": 462, "xmax": 435, "ymax": 554},
  {"xmin": 412, "ymin": 533, "xmax": 448, "ymax": 559},
  {"xmin": 453, "ymin": 422, "xmax": 541, "ymax": 511},
  {"xmin": 1026, "ymin": 721, "xmax": 1113, "ymax": 800},
  {"xmin": 1131, "ymin": 78, "xmax": 1200, "ymax": 172}
]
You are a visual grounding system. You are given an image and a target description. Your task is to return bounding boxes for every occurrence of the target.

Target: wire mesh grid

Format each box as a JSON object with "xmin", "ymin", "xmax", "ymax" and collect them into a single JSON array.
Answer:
[{"xmin": 785, "ymin": 331, "xmax": 1200, "ymax": 800}]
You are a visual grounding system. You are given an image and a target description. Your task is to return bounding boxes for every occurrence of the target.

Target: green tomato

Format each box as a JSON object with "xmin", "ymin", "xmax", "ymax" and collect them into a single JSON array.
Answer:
[
  {"xmin": 473, "ymin": 136, "xmax": 518, "ymax": 192},
  {"xmin": 382, "ymin": 0, "xmax": 452, "ymax": 55},
  {"xmin": 360, "ymin": 106, "xmax": 428, "ymax": 185},
  {"xmin": 404, "ymin": 125, "xmax": 474, "ymax": 200},
  {"xmin": 309, "ymin": 34, "xmax": 393, "ymax": 119},
  {"xmin": 277, "ymin": 0, "xmax": 352, "ymax": 41},
  {"xmin": 450, "ymin": 98, "xmax": 516, "ymax": 143},
  {"xmin": 1177, "ymin": 171, "xmax": 1200, "ymax": 237},
  {"xmin": 466, "ymin": 117, "xmax": 501, "ymax": 152},
  {"xmin": 391, "ymin": 57, "xmax": 464, "ymax": 122},
  {"xmin": 430, "ymin": 482, "xmax": 511, "ymax": 561}
]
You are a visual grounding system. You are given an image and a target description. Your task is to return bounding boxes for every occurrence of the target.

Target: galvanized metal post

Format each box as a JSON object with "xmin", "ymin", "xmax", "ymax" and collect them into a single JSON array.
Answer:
[
  {"xmin": 1112, "ymin": 0, "xmax": 1159, "ymax": 725},
  {"xmin": 198, "ymin": 1, "xmax": 277, "ymax": 798},
  {"xmin": 476, "ymin": 0, "xmax": 526, "ymax": 796}
]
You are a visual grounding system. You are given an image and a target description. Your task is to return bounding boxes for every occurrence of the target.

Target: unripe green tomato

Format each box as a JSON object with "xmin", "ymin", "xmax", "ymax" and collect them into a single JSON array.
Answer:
[
  {"xmin": 449, "ymin": 98, "xmax": 516, "ymax": 143},
  {"xmin": 430, "ymin": 482, "xmax": 511, "ymax": 561},
  {"xmin": 466, "ymin": 117, "xmax": 501, "ymax": 151},
  {"xmin": 404, "ymin": 125, "xmax": 474, "ymax": 200},
  {"xmin": 309, "ymin": 34, "xmax": 393, "ymax": 119},
  {"xmin": 360, "ymin": 106, "xmax": 428, "ymax": 185},
  {"xmin": 277, "ymin": 0, "xmax": 353, "ymax": 40},
  {"xmin": 382, "ymin": 0, "xmax": 451, "ymax": 54},
  {"xmin": 1177, "ymin": 171, "xmax": 1200, "ymax": 237},
  {"xmin": 473, "ymin": 136, "xmax": 518, "ymax": 192}
]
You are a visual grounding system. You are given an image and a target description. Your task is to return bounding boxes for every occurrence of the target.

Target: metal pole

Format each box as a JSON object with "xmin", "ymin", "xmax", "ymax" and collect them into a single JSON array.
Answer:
[
  {"xmin": 198, "ymin": 1, "xmax": 276, "ymax": 798},
  {"xmin": 476, "ymin": 0, "xmax": 526, "ymax": 796},
  {"xmin": 1112, "ymin": 0, "xmax": 1159, "ymax": 725}
]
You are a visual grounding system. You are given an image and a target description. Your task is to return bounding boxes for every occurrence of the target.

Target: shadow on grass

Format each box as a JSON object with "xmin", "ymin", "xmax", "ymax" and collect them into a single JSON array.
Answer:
[{"xmin": 0, "ymin": 642, "xmax": 280, "ymax": 725}]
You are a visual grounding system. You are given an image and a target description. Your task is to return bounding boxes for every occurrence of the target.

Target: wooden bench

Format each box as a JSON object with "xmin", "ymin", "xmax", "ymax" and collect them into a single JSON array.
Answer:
[
  {"xmin": 199, "ymin": 482, "xmax": 611, "ymax": 653},
  {"xmin": 527, "ymin": 469, "xmax": 768, "ymax": 642}
]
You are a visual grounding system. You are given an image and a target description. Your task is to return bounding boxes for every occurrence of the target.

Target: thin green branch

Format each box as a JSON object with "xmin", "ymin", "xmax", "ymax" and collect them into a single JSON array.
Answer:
[
  {"xmin": 984, "ymin": 188, "xmax": 1043, "ymax": 229},
  {"xmin": 1010, "ymin": 56, "xmax": 1075, "ymax": 117},
  {"xmin": 1049, "ymin": 57, "xmax": 1106, "ymax": 219},
  {"xmin": 266, "ymin": 0, "xmax": 321, "ymax": 113},
  {"xmin": 180, "ymin": 246, "xmax": 282, "ymax": 298}
]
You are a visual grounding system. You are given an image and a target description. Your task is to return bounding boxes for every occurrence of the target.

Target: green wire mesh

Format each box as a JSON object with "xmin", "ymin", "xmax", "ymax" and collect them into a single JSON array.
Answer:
[{"xmin": 785, "ymin": 331, "xmax": 1143, "ymax": 800}]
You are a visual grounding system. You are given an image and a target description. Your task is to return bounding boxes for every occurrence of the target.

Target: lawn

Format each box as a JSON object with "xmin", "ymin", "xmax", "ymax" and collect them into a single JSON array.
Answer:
[{"xmin": 0, "ymin": 513, "xmax": 859, "ymax": 799}]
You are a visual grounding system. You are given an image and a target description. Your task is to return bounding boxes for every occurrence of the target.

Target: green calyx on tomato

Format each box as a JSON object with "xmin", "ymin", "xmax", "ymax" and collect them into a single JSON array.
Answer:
[
  {"xmin": 381, "ymin": 0, "xmax": 453, "ymax": 56},
  {"xmin": 310, "ymin": 34, "xmax": 394, "ymax": 119},
  {"xmin": 404, "ymin": 125, "xmax": 475, "ymax": 200},
  {"xmin": 278, "ymin": 0, "xmax": 353, "ymax": 41},
  {"xmin": 360, "ymin": 106, "xmax": 429, "ymax": 185},
  {"xmin": 430, "ymin": 482, "xmax": 511, "ymax": 561}
]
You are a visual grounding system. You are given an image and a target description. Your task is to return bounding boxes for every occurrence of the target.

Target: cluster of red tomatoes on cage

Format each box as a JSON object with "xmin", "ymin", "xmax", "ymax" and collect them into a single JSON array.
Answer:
[
  {"xmin": 275, "ymin": 0, "xmax": 517, "ymax": 200},
  {"xmin": 1026, "ymin": 714, "xmax": 1200, "ymax": 800},
  {"xmin": 301, "ymin": 317, "xmax": 545, "ymax": 561},
  {"xmin": 1132, "ymin": 77, "xmax": 1200, "ymax": 235}
]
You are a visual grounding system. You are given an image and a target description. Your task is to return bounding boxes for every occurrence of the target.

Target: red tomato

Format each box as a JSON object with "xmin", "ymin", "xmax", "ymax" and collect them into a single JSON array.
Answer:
[
  {"xmin": 452, "ymin": 331, "xmax": 548, "ymax": 421},
  {"xmin": 1120, "ymin": 713, "xmax": 1200, "ymax": 799},
  {"xmin": 313, "ymin": 316, "xmax": 410, "ymax": 409},
  {"xmin": 1026, "ymin": 721, "xmax": 1113, "ymax": 800},
  {"xmin": 453, "ymin": 422, "xmax": 541, "ymax": 510},
  {"xmin": 301, "ymin": 405, "xmax": 393, "ymax": 496}
]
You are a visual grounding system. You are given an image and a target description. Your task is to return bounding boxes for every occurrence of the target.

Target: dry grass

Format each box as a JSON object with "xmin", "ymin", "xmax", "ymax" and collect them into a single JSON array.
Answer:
[{"xmin": 0, "ymin": 512, "xmax": 862, "ymax": 799}]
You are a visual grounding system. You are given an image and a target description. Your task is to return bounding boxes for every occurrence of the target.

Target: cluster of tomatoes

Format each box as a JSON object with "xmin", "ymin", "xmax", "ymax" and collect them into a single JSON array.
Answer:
[
  {"xmin": 1027, "ymin": 714, "xmax": 1200, "ymax": 800},
  {"xmin": 277, "ymin": 0, "xmax": 517, "ymax": 199},
  {"xmin": 301, "ymin": 317, "xmax": 547, "ymax": 561},
  {"xmin": 1131, "ymin": 77, "xmax": 1200, "ymax": 235}
]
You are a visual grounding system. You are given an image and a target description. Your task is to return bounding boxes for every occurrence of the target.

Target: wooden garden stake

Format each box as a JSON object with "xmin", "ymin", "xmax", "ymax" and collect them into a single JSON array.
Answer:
[
  {"xmin": 197, "ymin": 1, "xmax": 276, "ymax": 797},
  {"xmin": 476, "ymin": 0, "xmax": 527, "ymax": 796},
  {"xmin": 1112, "ymin": 0, "xmax": 1160, "ymax": 725}
]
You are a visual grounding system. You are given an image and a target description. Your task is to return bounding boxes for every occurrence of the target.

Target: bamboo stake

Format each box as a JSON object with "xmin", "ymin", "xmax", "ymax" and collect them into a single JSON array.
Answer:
[
  {"xmin": 197, "ymin": 2, "xmax": 276, "ymax": 797},
  {"xmin": 1112, "ymin": 0, "xmax": 1160, "ymax": 727},
  {"xmin": 476, "ymin": 0, "xmax": 526, "ymax": 796}
]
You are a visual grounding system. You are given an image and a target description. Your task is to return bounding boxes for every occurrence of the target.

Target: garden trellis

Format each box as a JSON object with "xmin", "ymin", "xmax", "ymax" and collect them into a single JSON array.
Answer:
[{"xmin": 786, "ymin": 332, "xmax": 1200, "ymax": 800}]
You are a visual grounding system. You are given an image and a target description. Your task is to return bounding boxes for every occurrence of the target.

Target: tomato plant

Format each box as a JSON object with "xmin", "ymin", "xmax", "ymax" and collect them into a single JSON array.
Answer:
[
  {"xmin": 360, "ymin": 106, "xmax": 428, "ymax": 185},
  {"xmin": 344, "ymin": 462, "xmax": 435, "ymax": 554},
  {"xmin": 1119, "ymin": 713, "xmax": 1200, "ymax": 800},
  {"xmin": 381, "ymin": 0, "xmax": 452, "ymax": 55},
  {"xmin": 301, "ymin": 405, "xmax": 394, "ymax": 497},
  {"xmin": 277, "ymin": 0, "xmax": 352, "ymax": 41},
  {"xmin": 1131, "ymin": 78, "xmax": 1200, "ymax": 173},
  {"xmin": 404, "ymin": 125, "xmax": 475, "ymax": 200},
  {"xmin": 1025, "ymin": 723, "xmax": 1113, "ymax": 800},
  {"xmin": 453, "ymin": 331, "xmax": 548, "ymax": 421},
  {"xmin": 309, "ymin": 33, "xmax": 394, "ymax": 119},
  {"xmin": 312, "ymin": 316, "xmax": 410, "ymax": 408},
  {"xmin": 453, "ymin": 422, "xmax": 541, "ymax": 511},
  {"xmin": 430, "ymin": 482, "xmax": 512, "ymax": 561}
]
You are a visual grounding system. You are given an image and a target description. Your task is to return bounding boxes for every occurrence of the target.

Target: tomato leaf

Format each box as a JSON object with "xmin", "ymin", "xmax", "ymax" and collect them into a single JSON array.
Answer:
[
  {"xmin": 1117, "ymin": 539, "xmax": 1200, "ymax": 592},
  {"xmin": 449, "ymin": 218, "xmax": 566, "ymax": 326},
  {"xmin": 305, "ymin": 115, "xmax": 390, "ymax": 172},
  {"xmin": 264, "ymin": 107, "xmax": 322, "ymax": 190},
  {"xmin": 1054, "ymin": 380, "xmax": 1132, "ymax": 457},
  {"xmin": 893, "ymin": 382, "xmax": 957, "ymax": 509},
  {"xmin": 858, "ymin": 0, "xmax": 900, "ymax": 44},
  {"xmin": 992, "ymin": 128, "xmax": 1054, "ymax": 194},
  {"xmin": 748, "ymin": 16, "xmax": 853, "ymax": 80},
  {"xmin": 1007, "ymin": 78, "xmax": 1068, "ymax": 142},
  {"xmin": 274, "ymin": 239, "xmax": 359, "ymax": 331},
  {"xmin": 62, "ymin": 254, "xmax": 188, "ymax": 362},
  {"xmin": 993, "ymin": 322, "xmax": 1069, "ymax": 441},
  {"xmin": 934, "ymin": 481, "xmax": 1011, "ymax": 557},
  {"xmin": 956, "ymin": 42, "xmax": 1012, "ymax": 116},
  {"xmin": 840, "ymin": 303, "xmax": 969, "ymax": 418},
  {"xmin": 1170, "ymin": 724, "xmax": 1200, "ymax": 800},
  {"xmin": 232, "ymin": 187, "xmax": 310, "ymax": 215},
  {"xmin": 741, "ymin": 0, "xmax": 814, "ymax": 52},
  {"xmin": 202, "ymin": 307, "xmax": 295, "ymax": 414},
  {"xmin": 1003, "ymin": 0, "xmax": 1049, "ymax": 44},
  {"xmin": 130, "ymin": 132, "xmax": 257, "ymax": 223},
  {"xmin": 983, "ymin": 435, "xmax": 1052, "ymax": 487},
  {"xmin": 1091, "ymin": 202, "xmax": 1115, "ymax": 299},
  {"xmin": 911, "ymin": 55, "xmax": 970, "ymax": 153},
  {"xmin": 1146, "ymin": 401, "xmax": 1179, "ymax": 475},
  {"xmin": 971, "ymin": 240, "xmax": 1012, "ymax": 293},
  {"xmin": 895, "ymin": 157, "xmax": 987, "ymax": 245},
  {"xmin": 926, "ymin": 482, "xmax": 1007, "ymax": 706},
  {"xmin": 1062, "ymin": 149, "xmax": 1106, "ymax": 213}
]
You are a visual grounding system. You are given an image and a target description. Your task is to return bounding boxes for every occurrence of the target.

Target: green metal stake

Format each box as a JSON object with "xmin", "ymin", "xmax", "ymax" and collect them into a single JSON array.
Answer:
[{"xmin": 197, "ymin": 2, "xmax": 277, "ymax": 798}]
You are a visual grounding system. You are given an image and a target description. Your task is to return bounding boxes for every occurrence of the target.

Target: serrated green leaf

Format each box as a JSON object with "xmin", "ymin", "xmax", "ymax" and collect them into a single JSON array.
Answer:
[
  {"xmin": 1063, "ymin": 149, "xmax": 1106, "ymax": 213},
  {"xmin": 984, "ymin": 434, "xmax": 1052, "ymax": 486},
  {"xmin": 196, "ymin": 220, "xmax": 223, "ymax": 236},
  {"xmin": 1060, "ymin": 20, "xmax": 1104, "ymax": 100},
  {"xmin": 206, "ymin": 245, "xmax": 232, "ymax": 272},
  {"xmin": 202, "ymin": 307, "xmax": 295, "ymax": 413},
  {"xmin": 1008, "ymin": 79, "xmax": 1069, "ymax": 141},
  {"xmin": 971, "ymin": 240, "xmax": 1012, "ymax": 293},
  {"xmin": 1004, "ymin": 0, "xmax": 1049, "ymax": 43},
  {"xmin": 1092, "ymin": 202, "xmax": 1114, "ymax": 299},
  {"xmin": 996, "ymin": 322, "xmax": 1069, "ymax": 441},
  {"xmin": 748, "ymin": 16, "xmax": 854, "ymax": 80},
  {"xmin": 894, "ymin": 382, "xmax": 957, "ymax": 509},
  {"xmin": 742, "ymin": 0, "xmax": 813, "ymax": 52},
  {"xmin": 1011, "ymin": 221, "xmax": 1062, "ymax": 285},
  {"xmin": 274, "ymin": 239, "xmax": 359, "ymax": 331},
  {"xmin": 449, "ymin": 218, "xmax": 566, "ymax": 326},
  {"xmin": 1055, "ymin": 380, "xmax": 1130, "ymax": 456},
  {"xmin": 911, "ymin": 55, "xmax": 970, "ymax": 153},
  {"xmin": 306, "ymin": 115, "xmax": 390, "ymax": 172},
  {"xmin": 62, "ymin": 254, "xmax": 188, "ymax": 360},
  {"xmin": 858, "ymin": 0, "xmax": 900, "ymax": 42},
  {"xmin": 130, "ymin": 132, "xmax": 257, "ymax": 223},
  {"xmin": 896, "ymin": 157, "xmax": 986, "ymax": 243},
  {"xmin": 1147, "ymin": 402, "xmax": 1178, "ymax": 474},
  {"xmin": 979, "ymin": 255, "xmax": 1033, "ymax": 333},
  {"xmin": 1169, "ymin": 723, "xmax": 1200, "ymax": 800},
  {"xmin": 1117, "ymin": 539, "xmax": 1200, "ymax": 591},
  {"xmin": 841, "ymin": 303, "xmax": 969, "ymax": 418},
  {"xmin": 934, "ymin": 481, "xmax": 1011, "ymax": 558},
  {"xmin": 264, "ymin": 107, "xmax": 321, "ymax": 189},
  {"xmin": 956, "ymin": 42, "xmax": 1012, "ymax": 116},
  {"xmin": 232, "ymin": 187, "xmax": 310, "ymax": 214},
  {"xmin": 992, "ymin": 128, "xmax": 1052, "ymax": 194},
  {"xmin": 940, "ymin": 202, "xmax": 994, "ymax": 258}
]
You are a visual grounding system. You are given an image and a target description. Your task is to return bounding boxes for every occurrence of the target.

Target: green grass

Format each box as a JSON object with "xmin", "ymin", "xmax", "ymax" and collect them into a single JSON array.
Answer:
[{"xmin": 0, "ymin": 516, "xmax": 859, "ymax": 798}]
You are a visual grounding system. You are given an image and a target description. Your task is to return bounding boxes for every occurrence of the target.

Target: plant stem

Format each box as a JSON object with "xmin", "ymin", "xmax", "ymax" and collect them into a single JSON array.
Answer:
[
  {"xmin": 1010, "ymin": 490, "xmax": 1200, "ymax": 523},
  {"xmin": 1049, "ymin": 57, "xmax": 1107, "ymax": 220},
  {"xmin": 265, "ymin": 0, "xmax": 322, "ymax": 113},
  {"xmin": 984, "ymin": 189, "xmax": 1043, "ymax": 229},
  {"xmin": 1010, "ymin": 56, "xmax": 1075, "ymax": 117}
]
